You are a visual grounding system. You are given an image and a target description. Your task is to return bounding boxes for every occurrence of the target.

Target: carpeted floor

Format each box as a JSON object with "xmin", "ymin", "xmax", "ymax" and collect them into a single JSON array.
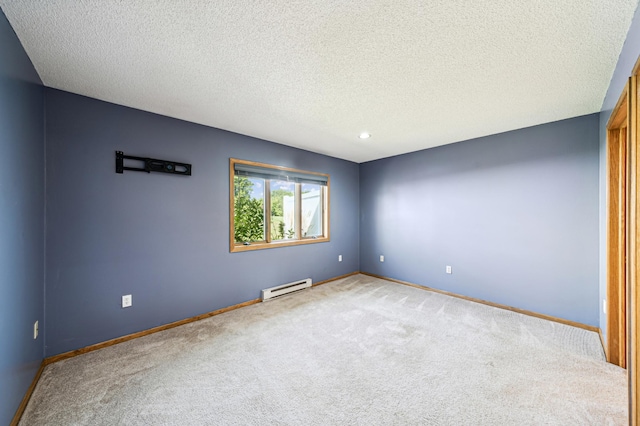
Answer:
[{"xmin": 20, "ymin": 274, "xmax": 627, "ymax": 425}]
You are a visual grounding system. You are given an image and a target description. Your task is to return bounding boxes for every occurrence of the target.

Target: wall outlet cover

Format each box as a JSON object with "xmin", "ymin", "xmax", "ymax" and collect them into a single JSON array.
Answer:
[{"xmin": 122, "ymin": 294, "xmax": 132, "ymax": 308}]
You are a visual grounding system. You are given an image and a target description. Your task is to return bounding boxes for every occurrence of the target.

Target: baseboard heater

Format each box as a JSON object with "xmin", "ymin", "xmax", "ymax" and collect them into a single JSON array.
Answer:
[{"xmin": 261, "ymin": 278, "xmax": 312, "ymax": 301}]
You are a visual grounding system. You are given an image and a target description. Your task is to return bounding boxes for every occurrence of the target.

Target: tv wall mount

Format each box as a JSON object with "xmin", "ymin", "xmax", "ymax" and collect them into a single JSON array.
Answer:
[{"xmin": 115, "ymin": 151, "xmax": 191, "ymax": 176}]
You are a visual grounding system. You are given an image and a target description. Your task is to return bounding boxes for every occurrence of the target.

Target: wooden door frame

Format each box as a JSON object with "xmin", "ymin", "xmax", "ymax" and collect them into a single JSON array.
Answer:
[
  {"xmin": 608, "ymin": 55, "xmax": 639, "ymax": 425},
  {"xmin": 607, "ymin": 84, "xmax": 629, "ymax": 368},
  {"xmin": 630, "ymin": 58, "xmax": 639, "ymax": 426}
]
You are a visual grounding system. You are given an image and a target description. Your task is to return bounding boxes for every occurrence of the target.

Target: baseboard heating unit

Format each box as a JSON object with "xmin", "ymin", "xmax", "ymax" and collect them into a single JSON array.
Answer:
[{"xmin": 261, "ymin": 278, "xmax": 312, "ymax": 301}]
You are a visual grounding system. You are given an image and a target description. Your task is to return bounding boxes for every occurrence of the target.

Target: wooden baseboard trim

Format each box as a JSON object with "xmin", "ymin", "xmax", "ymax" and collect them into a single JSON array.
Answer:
[
  {"xmin": 45, "ymin": 272, "xmax": 359, "ymax": 366},
  {"xmin": 45, "ymin": 298, "xmax": 260, "ymax": 365},
  {"xmin": 598, "ymin": 328, "xmax": 608, "ymax": 360},
  {"xmin": 10, "ymin": 360, "xmax": 46, "ymax": 426},
  {"xmin": 361, "ymin": 272, "xmax": 599, "ymax": 333},
  {"xmin": 313, "ymin": 271, "xmax": 359, "ymax": 287},
  {"xmin": 11, "ymin": 270, "xmax": 599, "ymax": 424}
]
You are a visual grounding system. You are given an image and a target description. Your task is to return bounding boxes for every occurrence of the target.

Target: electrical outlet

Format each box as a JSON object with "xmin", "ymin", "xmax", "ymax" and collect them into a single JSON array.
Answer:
[
  {"xmin": 603, "ymin": 299, "xmax": 607, "ymax": 314},
  {"xmin": 122, "ymin": 294, "xmax": 132, "ymax": 308},
  {"xmin": 446, "ymin": 265, "xmax": 452, "ymax": 274},
  {"xmin": 338, "ymin": 255, "xmax": 342, "ymax": 262},
  {"xmin": 380, "ymin": 255, "xmax": 384, "ymax": 262},
  {"xmin": 33, "ymin": 320, "xmax": 38, "ymax": 340}
]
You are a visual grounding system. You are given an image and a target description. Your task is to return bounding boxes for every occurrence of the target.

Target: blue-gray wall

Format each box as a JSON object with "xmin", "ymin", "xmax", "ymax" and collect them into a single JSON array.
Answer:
[
  {"xmin": 360, "ymin": 114, "xmax": 600, "ymax": 326},
  {"xmin": 0, "ymin": 9, "xmax": 45, "ymax": 426},
  {"xmin": 44, "ymin": 89, "xmax": 359, "ymax": 357},
  {"xmin": 599, "ymin": 3, "xmax": 640, "ymax": 346}
]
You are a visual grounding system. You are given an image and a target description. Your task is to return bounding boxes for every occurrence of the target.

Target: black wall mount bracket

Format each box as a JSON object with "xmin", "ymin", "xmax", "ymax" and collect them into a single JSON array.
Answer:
[{"xmin": 115, "ymin": 151, "xmax": 192, "ymax": 176}]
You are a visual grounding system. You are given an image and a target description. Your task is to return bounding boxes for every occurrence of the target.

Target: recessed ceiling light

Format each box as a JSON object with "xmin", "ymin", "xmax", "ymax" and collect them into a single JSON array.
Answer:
[{"xmin": 359, "ymin": 132, "xmax": 371, "ymax": 139}]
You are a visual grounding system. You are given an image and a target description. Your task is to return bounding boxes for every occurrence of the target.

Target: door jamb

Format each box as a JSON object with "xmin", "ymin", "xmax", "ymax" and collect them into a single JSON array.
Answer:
[{"xmin": 607, "ymin": 83, "xmax": 629, "ymax": 368}]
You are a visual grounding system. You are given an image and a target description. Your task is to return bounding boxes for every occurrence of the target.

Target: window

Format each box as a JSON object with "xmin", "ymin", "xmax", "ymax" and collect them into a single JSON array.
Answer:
[{"xmin": 230, "ymin": 158, "xmax": 330, "ymax": 252}]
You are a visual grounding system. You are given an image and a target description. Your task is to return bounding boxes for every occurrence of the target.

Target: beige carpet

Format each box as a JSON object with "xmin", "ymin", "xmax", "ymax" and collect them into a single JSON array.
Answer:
[{"xmin": 20, "ymin": 274, "xmax": 627, "ymax": 425}]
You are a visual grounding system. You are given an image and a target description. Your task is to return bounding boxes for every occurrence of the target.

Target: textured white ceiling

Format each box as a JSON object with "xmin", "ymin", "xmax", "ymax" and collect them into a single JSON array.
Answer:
[{"xmin": 1, "ymin": 1, "xmax": 638, "ymax": 163}]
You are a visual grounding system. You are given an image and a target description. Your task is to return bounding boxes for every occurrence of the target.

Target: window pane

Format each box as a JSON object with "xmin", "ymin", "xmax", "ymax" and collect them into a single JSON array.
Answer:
[
  {"xmin": 234, "ymin": 176, "xmax": 265, "ymax": 243},
  {"xmin": 270, "ymin": 180, "xmax": 296, "ymax": 240},
  {"xmin": 301, "ymin": 183, "xmax": 323, "ymax": 238},
  {"xmin": 230, "ymin": 158, "xmax": 330, "ymax": 252}
]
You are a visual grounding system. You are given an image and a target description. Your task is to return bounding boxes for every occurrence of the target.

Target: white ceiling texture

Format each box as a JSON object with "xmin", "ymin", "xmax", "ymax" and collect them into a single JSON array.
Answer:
[{"xmin": 1, "ymin": 1, "xmax": 638, "ymax": 163}]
